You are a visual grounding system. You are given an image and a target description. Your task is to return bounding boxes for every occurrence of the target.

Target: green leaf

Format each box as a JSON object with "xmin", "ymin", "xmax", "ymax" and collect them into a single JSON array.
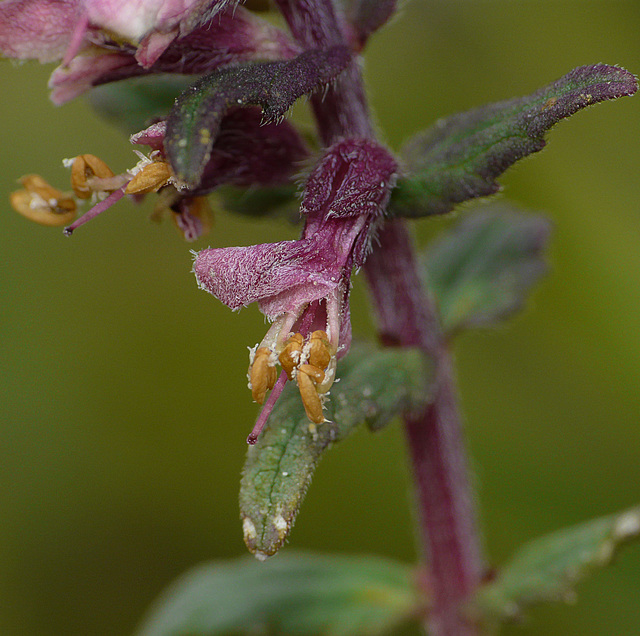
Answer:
[
  {"xmin": 392, "ymin": 64, "xmax": 637, "ymax": 217},
  {"xmin": 422, "ymin": 205, "xmax": 551, "ymax": 334},
  {"xmin": 331, "ymin": 344, "xmax": 433, "ymax": 433},
  {"xmin": 474, "ymin": 506, "xmax": 640, "ymax": 626},
  {"xmin": 87, "ymin": 76, "xmax": 196, "ymax": 134},
  {"xmin": 240, "ymin": 344, "xmax": 433, "ymax": 558},
  {"xmin": 136, "ymin": 551, "xmax": 423, "ymax": 636},
  {"xmin": 165, "ymin": 46, "xmax": 351, "ymax": 188}
]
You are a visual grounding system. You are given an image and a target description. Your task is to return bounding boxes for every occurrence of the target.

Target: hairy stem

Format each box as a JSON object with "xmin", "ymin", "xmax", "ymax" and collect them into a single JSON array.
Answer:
[
  {"xmin": 273, "ymin": 0, "xmax": 373, "ymax": 142},
  {"xmin": 275, "ymin": 1, "xmax": 484, "ymax": 633},
  {"xmin": 364, "ymin": 221, "xmax": 484, "ymax": 635}
]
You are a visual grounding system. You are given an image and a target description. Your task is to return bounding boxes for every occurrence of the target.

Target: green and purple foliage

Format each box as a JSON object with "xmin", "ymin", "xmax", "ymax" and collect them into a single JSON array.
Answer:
[{"xmin": 2, "ymin": 1, "xmax": 639, "ymax": 635}]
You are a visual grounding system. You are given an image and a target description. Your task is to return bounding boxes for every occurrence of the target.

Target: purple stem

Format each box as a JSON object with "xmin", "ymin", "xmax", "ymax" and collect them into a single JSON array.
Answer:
[
  {"xmin": 274, "ymin": 1, "xmax": 484, "ymax": 633},
  {"xmin": 364, "ymin": 221, "xmax": 484, "ymax": 635},
  {"xmin": 273, "ymin": 0, "xmax": 373, "ymax": 143}
]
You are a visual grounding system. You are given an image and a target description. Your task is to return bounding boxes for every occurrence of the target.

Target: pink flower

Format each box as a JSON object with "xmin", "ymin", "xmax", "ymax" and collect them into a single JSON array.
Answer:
[
  {"xmin": 193, "ymin": 138, "xmax": 397, "ymax": 434},
  {"xmin": 0, "ymin": 0, "xmax": 299, "ymax": 103},
  {"xmin": 61, "ymin": 106, "xmax": 308, "ymax": 238}
]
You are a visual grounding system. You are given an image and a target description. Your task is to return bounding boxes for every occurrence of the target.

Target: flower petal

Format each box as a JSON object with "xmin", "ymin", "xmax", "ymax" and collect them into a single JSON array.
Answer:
[
  {"xmin": 130, "ymin": 121, "xmax": 167, "ymax": 151},
  {"xmin": 194, "ymin": 237, "xmax": 341, "ymax": 317},
  {"xmin": 0, "ymin": 0, "xmax": 84, "ymax": 62},
  {"xmin": 49, "ymin": 6, "xmax": 300, "ymax": 103},
  {"xmin": 84, "ymin": 0, "xmax": 232, "ymax": 44},
  {"xmin": 49, "ymin": 46, "xmax": 133, "ymax": 104}
]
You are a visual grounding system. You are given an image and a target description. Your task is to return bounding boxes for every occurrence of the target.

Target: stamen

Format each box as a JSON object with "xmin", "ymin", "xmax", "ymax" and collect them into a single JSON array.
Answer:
[
  {"xmin": 249, "ymin": 347, "xmax": 277, "ymax": 404},
  {"xmin": 70, "ymin": 154, "xmax": 115, "ymax": 199},
  {"xmin": 278, "ymin": 333, "xmax": 304, "ymax": 380},
  {"xmin": 125, "ymin": 161, "xmax": 172, "ymax": 195},
  {"xmin": 274, "ymin": 310, "xmax": 303, "ymax": 350},
  {"xmin": 297, "ymin": 364, "xmax": 326, "ymax": 424},
  {"xmin": 324, "ymin": 292, "xmax": 341, "ymax": 351},
  {"xmin": 307, "ymin": 330, "xmax": 332, "ymax": 369},
  {"xmin": 10, "ymin": 175, "xmax": 76, "ymax": 227}
]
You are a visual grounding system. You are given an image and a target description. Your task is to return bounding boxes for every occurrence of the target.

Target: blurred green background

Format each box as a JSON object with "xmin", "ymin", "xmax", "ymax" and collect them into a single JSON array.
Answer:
[{"xmin": 1, "ymin": 1, "xmax": 640, "ymax": 634}]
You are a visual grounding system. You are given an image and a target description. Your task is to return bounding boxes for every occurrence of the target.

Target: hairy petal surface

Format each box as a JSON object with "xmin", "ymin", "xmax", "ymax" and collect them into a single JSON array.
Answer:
[
  {"xmin": 194, "ymin": 238, "xmax": 340, "ymax": 317},
  {"xmin": 0, "ymin": 0, "xmax": 84, "ymax": 62},
  {"xmin": 84, "ymin": 0, "xmax": 234, "ymax": 45}
]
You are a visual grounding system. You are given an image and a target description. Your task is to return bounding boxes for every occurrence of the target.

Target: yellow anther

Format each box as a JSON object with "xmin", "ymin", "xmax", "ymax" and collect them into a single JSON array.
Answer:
[
  {"xmin": 267, "ymin": 365, "xmax": 278, "ymax": 390},
  {"xmin": 298, "ymin": 363, "xmax": 325, "ymax": 384},
  {"xmin": 278, "ymin": 333, "xmax": 304, "ymax": 380},
  {"xmin": 249, "ymin": 347, "xmax": 276, "ymax": 405},
  {"xmin": 70, "ymin": 154, "xmax": 115, "ymax": 199},
  {"xmin": 125, "ymin": 161, "xmax": 172, "ymax": 195},
  {"xmin": 297, "ymin": 364, "xmax": 325, "ymax": 424},
  {"xmin": 307, "ymin": 330, "xmax": 332, "ymax": 371},
  {"xmin": 10, "ymin": 174, "xmax": 76, "ymax": 226}
]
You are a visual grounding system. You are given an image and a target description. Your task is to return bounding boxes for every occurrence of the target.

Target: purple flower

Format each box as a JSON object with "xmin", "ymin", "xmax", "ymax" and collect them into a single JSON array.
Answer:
[
  {"xmin": 48, "ymin": 105, "xmax": 307, "ymax": 238},
  {"xmin": 3, "ymin": 0, "xmax": 398, "ymax": 433},
  {"xmin": 0, "ymin": 0, "xmax": 298, "ymax": 103},
  {"xmin": 193, "ymin": 138, "xmax": 397, "ymax": 433}
]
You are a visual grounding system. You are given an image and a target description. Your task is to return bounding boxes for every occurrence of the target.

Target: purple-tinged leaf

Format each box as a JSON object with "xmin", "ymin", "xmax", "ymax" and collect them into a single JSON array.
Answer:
[
  {"xmin": 345, "ymin": 0, "xmax": 398, "ymax": 50},
  {"xmin": 165, "ymin": 46, "xmax": 351, "ymax": 187},
  {"xmin": 422, "ymin": 205, "xmax": 551, "ymax": 335},
  {"xmin": 393, "ymin": 64, "xmax": 638, "ymax": 218}
]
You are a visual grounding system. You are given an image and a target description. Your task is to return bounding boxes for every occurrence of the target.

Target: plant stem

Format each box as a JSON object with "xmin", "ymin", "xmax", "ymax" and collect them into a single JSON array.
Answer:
[
  {"xmin": 364, "ymin": 221, "xmax": 484, "ymax": 635},
  {"xmin": 273, "ymin": 0, "xmax": 373, "ymax": 143},
  {"xmin": 274, "ymin": 1, "xmax": 484, "ymax": 633}
]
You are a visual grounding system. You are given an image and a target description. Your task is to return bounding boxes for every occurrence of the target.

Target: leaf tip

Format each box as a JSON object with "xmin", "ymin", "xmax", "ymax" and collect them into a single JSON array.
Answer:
[{"xmin": 613, "ymin": 508, "xmax": 640, "ymax": 541}]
